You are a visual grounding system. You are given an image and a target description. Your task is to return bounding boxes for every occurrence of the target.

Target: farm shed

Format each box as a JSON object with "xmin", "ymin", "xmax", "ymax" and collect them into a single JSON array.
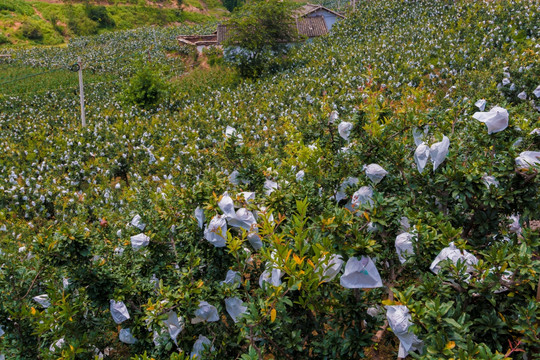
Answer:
[
  {"xmin": 177, "ymin": 3, "xmax": 343, "ymax": 53},
  {"xmin": 216, "ymin": 16, "xmax": 329, "ymax": 45},
  {"xmin": 176, "ymin": 33, "xmax": 218, "ymax": 54},
  {"xmin": 294, "ymin": 4, "xmax": 345, "ymax": 31}
]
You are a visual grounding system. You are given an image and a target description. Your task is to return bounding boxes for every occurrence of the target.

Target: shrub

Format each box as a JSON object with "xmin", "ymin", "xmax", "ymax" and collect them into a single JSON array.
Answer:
[
  {"xmin": 122, "ymin": 63, "xmax": 168, "ymax": 109},
  {"xmin": 202, "ymin": 46, "xmax": 224, "ymax": 66},
  {"xmin": 21, "ymin": 22, "xmax": 43, "ymax": 41},
  {"xmin": 85, "ymin": 5, "xmax": 116, "ymax": 29},
  {"xmin": 0, "ymin": 32, "xmax": 11, "ymax": 45}
]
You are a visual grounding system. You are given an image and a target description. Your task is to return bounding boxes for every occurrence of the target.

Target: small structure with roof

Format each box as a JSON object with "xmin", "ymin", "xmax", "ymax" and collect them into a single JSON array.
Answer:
[
  {"xmin": 177, "ymin": 4, "xmax": 344, "ymax": 53},
  {"xmin": 294, "ymin": 4, "xmax": 345, "ymax": 31}
]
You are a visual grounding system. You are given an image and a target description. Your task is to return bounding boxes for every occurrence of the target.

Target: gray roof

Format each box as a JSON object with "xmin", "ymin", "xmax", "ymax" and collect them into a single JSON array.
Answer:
[{"xmin": 294, "ymin": 4, "xmax": 345, "ymax": 19}]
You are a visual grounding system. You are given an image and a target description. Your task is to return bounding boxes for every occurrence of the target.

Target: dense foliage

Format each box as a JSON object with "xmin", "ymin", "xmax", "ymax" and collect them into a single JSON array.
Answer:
[
  {"xmin": 0, "ymin": 0, "xmax": 539, "ymax": 359},
  {"xmin": 224, "ymin": 0, "xmax": 297, "ymax": 77},
  {"xmin": 0, "ymin": 0, "xmax": 216, "ymax": 46}
]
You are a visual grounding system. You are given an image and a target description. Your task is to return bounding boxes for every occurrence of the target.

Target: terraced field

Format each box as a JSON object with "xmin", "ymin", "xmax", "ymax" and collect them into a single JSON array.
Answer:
[{"xmin": 0, "ymin": 0, "xmax": 539, "ymax": 359}]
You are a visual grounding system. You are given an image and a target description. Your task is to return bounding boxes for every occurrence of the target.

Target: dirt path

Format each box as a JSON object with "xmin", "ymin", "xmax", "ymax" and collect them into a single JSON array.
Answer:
[{"xmin": 32, "ymin": 6, "xmax": 47, "ymax": 22}]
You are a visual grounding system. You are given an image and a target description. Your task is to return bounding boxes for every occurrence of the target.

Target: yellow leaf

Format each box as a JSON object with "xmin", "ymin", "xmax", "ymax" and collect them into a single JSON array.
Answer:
[
  {"xmin": 48, "ymin": 241, "xmax": 57, "ymax": 251},
  {"xmin": 293, "ymin": 254, "xmax": 304, "ymax": 265},
  {"xmin": 285, "ymin": 249, "xmax": 292, "ymax": 263},
  {"xmin": 270, "ymin": 308, "xmax": 277, "ymax": 323},
  {"xmin": 322, "ymin": 217, "xmax": 335, "ymax": 226},
  {"xmin": 69, "ymin": 316, "xmax": 73, "ymax": 322},
  {"xmin": 197, "ymin": 280, "xmax": 204, "ymax": 288},
  {"xmin": 363, "ymin": 212, "xmax": 370, "ymax": 221},
  {"xmin": 30, "ymin": 307, "xmax": 36, "ymax": 315},
  {"xmin": 381, "ymin": 299, "xmax": 394, "ymax": 306},
  {"xmin": 70, "ymin": 345, "xmax": 74, "ymax": 351},
  {"xmin": 444, "ymin": 341, "xmax": 456, "ymax": 350}
]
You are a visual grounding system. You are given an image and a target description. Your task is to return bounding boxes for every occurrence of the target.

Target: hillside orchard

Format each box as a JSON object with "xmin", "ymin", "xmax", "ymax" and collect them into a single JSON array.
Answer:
[{"xmin": 0, "ymin": 0, "xmax": 539, "ymax": 359}]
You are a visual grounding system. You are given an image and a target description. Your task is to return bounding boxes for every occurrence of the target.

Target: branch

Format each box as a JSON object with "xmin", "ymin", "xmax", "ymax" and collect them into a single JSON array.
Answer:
[{"xmin": 20, "ymin": 268, "xmax": 43, "ymax": 300}]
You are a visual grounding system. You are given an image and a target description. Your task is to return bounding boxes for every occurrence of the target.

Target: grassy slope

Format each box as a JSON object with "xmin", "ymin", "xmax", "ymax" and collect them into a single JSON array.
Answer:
[{"xmin": 0, "ymin": 0, "xmax": 226, "ymax": 46}]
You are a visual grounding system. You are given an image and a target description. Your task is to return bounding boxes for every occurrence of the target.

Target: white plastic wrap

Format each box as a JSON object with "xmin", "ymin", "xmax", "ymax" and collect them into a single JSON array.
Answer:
[
  {"xmin": 386, "ymin": 305, "xmax": 423, "ymax": 358},
  {"xmin": 414, "ymin": 143, "xmax": 430, "ymax": 174},
  {"xmin": 228, "ymin": 208, "xmax": 257, "ymax": 230},
  {"xmin": 351, "ymin": 186, "xmax": 374, "ymax": 209},
  {"xmin": 119, "ymin": 328, "xmax": 137, "ymax": 344},
  {"xmin": 225, "ymin": 126, "xmax": 242, "ymax": 143},
  {"xmin": 517, "ymin": 92, "xmax": 527, "ymax": 100},
  {"xmin": 130, "ymin": 233, "xmax": 150, "ymax": 251},
  {"xmin": 264, "ymin": 179, "xmax": 278, "ymax": 195},
  {"xmin": 338, "ymin": 121, "xmax": 353, "ymax": 141},
  {"xmin": 472, "ymin": 106, "xmax": 509, "ymax": 134},
  {"xmin": 515, "ymin": 151, "xmax": 540, "ymax": 168},
  {"xmin": 49, "ymin": 338, "xmax": 65, "ymax": 352},
  {"xmin": 259, "ymin": 268, "xmax": 283, "ymax": 288},
  {"xmin": 247, "ymin": 231, "xmax": 263, "ymax": 250},
  {"xmin": 430, "ymin": 242, "xmax": 478, "ymax": 274},
  {"xmin": 225, "ymin": 297, "xmax": 248, "ymax": 323},
  {"xmin": 364, "ymin": 164, "xmax": 388, "ymax": 184},
  {"xmin": 395, "ymin": 233, "xmax": 415, "ymax": 264},
  {"xmin": 33, "ymin": 294, "xmax": 51, "ymax": 308},
  {"xmin": 340, "ymin": 256, "xmax": 383, "ymax": 289},
  {"xmin": 482, "ymin": 175, "xmax": 499, "ymax": 188},
  {"xmin": 412, "ymin": 127, "xmax": 424, "ymax": 146},
  {"xmin": 239, "ymin": 191, "xmax": 256, "ymax": 203},
  {"xmin": 335, "ymin": 177, "xmax": 359, "ymax": 202},
  {"xmin": 192, "ymin": 301, "xmax": 219, "ymax": 323},
  {"xmin": 296, "ymin": 170, "xmax": 305, "ymax": 181},
  {"xmin": 534, "ymin": 85, "xmax": 540, "ymax": 98},
  {"xmin": 221, "ymin": 270, "xmax": 241, "ymax": 288},
  {"xmin": 229, "ymin": 170, "xmax": 240, "ymax": 185},
  {"xmin": 429, "ymin": 136, "xmax": 450, "ymax": 171},
  {"xmin": 191, "ymin": 335, "xmax": 213, "ymax": 358},
  {"xmin": 218, "ymin": 192, "xmax": 236, "ymax": 219},
  {"xmin": 508, "ymin": 214, "xmax": 521, "ymax": 234},
  {"xmin": 195, "ymin": 207, "xmax": 205, "ymax": 229},
  {"xmin": 110, "ymin": 300, "xmax": 130, "ymax": 324},
  {"xmin": 474, "ymin": 99, "xmax": 487, "ymax": 111},
  {"xmin": 131, "ymin": 214, "xmax": 146, "ymax": 231},
  {"xmin": 163, "ymin": 311, "xmax": 184, "ymax": 346},
  {"xmin": 318, "ymin": 254, "xmax": 344, "ymax": 282},
  {"xmin": 204, "ymin": 215, "xmax": 227, "ymax": 247},
  {"xmin": 399, "ymin": 217, "xmax": 411, "ymax": 233},
  {"xmin": 329, "ymin": 110, "xmax": 339, "ymax": 123}
]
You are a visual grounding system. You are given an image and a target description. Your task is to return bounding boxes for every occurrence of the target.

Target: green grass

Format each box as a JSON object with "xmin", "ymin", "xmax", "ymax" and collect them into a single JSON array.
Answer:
[
  {"xmin": 0, "ymin": 64, "xmax": 115, "ymax": 96},
  {"xmin": 0, "ymin": 0, "xmax": 221, "ymax": 47}
]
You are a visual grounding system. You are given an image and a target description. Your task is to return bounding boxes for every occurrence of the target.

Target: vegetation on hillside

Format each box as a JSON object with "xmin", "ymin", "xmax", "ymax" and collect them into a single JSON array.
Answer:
[
  {"xmin": 0, "ymin": 0, "xmax": 539, "ymax": 359},
  {"xmin": 0, "ymin": 0, "xmax": 221, "ymax": 46}
]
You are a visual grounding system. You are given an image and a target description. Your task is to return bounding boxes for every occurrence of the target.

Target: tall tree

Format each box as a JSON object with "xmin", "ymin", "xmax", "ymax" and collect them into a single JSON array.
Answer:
[{"xmin": 224, "ymin": 0, "xmax": 297, "ymax": 77}]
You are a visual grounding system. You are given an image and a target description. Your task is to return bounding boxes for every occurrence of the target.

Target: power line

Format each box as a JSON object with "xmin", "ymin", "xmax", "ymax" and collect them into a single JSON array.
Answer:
[{"xmin": 0, "ymin": 67, "xmax": 67, "ymax": 87}]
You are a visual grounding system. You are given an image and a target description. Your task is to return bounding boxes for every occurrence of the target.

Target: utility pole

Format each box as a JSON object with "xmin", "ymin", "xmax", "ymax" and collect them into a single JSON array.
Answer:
[{"xmin": 77, "ymin": 56, "xmax": 86, "ymax": 127}]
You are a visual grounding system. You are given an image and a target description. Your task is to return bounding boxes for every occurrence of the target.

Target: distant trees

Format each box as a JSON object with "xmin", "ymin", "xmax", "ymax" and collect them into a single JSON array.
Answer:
[
  {"xmin": 223, "ymin": 0, "xmax": 243, "ymax": 12},
  {"xmin": 224, "ymin": 0, "xmax": 297, "ymax": 77}
]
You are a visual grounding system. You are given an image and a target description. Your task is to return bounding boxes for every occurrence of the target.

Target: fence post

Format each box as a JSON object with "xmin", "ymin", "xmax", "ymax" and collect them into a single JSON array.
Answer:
[{"xmin": 77, "ymin": 56, "xmax": 86, "ymax": 127}]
